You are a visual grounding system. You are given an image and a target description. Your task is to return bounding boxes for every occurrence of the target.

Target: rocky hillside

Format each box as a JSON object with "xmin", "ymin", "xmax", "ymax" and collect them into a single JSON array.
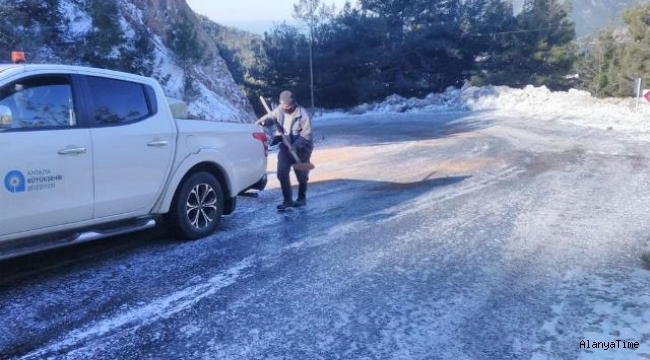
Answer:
[
  {"xmin": 0, "ymin": 0, "xmax": 255, "ymax": 122},
  {"xmin": 197, "ymin": 16, "xmax": 269, "ymax": 116},
  {"xmin": 125, "ymin": 0, "xmax": 255, "ymax": 121}
]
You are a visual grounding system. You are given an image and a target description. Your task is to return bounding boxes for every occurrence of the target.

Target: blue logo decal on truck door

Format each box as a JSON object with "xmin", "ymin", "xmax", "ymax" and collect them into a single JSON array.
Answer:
[{"xmin": 4, "ymin": 170, "xmax": 26, "ymax": 193}]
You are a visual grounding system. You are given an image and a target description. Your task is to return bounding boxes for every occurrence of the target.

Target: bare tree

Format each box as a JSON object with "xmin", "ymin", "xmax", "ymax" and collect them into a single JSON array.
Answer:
[{"xmin": 293, "ymin": 0, "xmax": 335, "ymax": 111}]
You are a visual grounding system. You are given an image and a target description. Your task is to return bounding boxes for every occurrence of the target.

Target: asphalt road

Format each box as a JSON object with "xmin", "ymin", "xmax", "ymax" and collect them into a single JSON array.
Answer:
[{"xmin": 1, "ymin": 111, "xmax": 649, "ymax": 359}]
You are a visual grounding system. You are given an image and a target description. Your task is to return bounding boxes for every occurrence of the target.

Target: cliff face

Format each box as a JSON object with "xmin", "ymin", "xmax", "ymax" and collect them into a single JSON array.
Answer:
[
  {"xmin": 119, "ymin": 0, "xmax": 255, "ymax": 122},
  {"xmin": 0, "ymin": 0, "xmax": 255, "ymax": 122}
]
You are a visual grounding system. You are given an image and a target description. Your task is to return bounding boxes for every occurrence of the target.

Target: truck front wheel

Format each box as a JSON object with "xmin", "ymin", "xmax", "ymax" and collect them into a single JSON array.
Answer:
[{"xmin": 168, "ymin": 172, "xmax": 224, "ymax": 239}]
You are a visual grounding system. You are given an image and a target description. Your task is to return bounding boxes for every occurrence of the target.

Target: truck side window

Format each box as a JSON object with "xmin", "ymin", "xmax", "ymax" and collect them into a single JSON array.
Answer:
[
  {"xmin": 0, "ymin": 76, "xmax": 74, "ymax": 131},
  {"xmin": 86, "ymin": 76, "xmax": 151, "ymax": 125}
]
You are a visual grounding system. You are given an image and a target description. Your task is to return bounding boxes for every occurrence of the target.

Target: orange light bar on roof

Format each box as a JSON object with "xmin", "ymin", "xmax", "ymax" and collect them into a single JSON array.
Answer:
[{"xmin": 11, "ymin": 51, "xmax": 25, "ymax": 64}]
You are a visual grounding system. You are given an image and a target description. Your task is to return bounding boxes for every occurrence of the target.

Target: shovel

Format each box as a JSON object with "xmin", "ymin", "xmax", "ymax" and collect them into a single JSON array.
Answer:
[{"xmin": 259, "ymin": 96, "xmax": 315, "ymax": 172}]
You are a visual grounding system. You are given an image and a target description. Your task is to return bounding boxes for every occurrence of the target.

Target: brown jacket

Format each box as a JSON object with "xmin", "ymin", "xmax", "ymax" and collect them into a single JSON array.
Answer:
[{"xmin": 258, "ymin": 105, "xmax": 313, "ymax": 149}]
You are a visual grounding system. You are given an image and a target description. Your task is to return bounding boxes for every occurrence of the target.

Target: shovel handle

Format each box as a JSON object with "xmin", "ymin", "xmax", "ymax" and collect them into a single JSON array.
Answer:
[{"xmin": 259, "ymin": 96, "xmax": 303, "ymax": 164}]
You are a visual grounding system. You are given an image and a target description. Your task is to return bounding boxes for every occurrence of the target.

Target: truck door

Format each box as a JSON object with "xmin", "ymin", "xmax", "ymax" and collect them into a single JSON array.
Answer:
[
  {"xmin": 84, "ymin": 75, "xmax": 174, "ymax": 218},
  {"xmin": 0, "ymin": 75, "xmax": 93, "ymax": 236}
]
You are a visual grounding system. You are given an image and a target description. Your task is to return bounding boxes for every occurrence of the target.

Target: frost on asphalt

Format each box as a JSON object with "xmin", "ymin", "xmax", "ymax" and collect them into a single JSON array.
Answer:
[{"xmin": 1, "ymin": 85, "xmax": 650, "ymax": 360}]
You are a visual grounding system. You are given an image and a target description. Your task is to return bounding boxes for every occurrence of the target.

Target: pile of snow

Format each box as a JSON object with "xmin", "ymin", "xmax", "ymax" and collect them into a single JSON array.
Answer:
[
  {"xmin": 349, "ymin": 89, "xmax": 462, "ymax": 114},
  {"xmin": 345, "ymin": 85, "xmax": 650, "ymax": 134}
]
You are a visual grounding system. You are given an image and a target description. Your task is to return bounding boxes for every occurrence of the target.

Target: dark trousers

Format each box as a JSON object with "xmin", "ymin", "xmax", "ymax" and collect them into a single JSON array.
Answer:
[{"xmin": 277, "ymin": 145, "xmax": 312, "ymax": 203}]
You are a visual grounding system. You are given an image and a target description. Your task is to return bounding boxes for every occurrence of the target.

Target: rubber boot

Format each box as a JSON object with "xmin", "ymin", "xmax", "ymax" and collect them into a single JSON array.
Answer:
[
  {"xmin": 295, "ymin": 182, "xmax": 307, "ymax": 207},
  {"xmin": 277, "ymin": 180, "xmax": 294, "ymax": 210}
]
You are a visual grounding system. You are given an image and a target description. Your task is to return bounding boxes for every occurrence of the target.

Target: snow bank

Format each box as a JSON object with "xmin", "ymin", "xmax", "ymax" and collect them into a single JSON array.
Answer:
[
  {"xmin": 349, "ymin": 90, "xmax": 462, "ymax": 114},
  {"xmin": 459, "ymin": 85, "xmax": 649, "ymax": 127},
  {"xmin": 346, "ymin": 85, "xmax": 650, "ymax": 134}
]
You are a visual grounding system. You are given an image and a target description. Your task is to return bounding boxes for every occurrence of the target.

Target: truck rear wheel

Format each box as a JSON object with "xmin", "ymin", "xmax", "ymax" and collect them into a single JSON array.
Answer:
[{"xmin": 168, "ymin": 172, "xmax": 224, "ymax": 239}]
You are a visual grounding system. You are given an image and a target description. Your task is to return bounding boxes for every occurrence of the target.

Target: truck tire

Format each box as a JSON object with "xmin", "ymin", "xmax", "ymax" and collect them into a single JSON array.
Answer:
[{"xmin": 168, "ymin": 172, "xmax": 224, "ymax": 240}]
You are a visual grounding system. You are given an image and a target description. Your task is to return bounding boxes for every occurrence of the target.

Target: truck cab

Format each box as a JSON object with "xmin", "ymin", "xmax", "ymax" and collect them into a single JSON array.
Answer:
[{"xmin": 0, "ymin": 63, "xmax": 268, "ymax": 259}]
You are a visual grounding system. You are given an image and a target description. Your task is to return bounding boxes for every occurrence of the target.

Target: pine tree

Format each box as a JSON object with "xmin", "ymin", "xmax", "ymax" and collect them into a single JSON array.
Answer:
[
  {"xmin": 468, "ymin": 0, "xmax": 520, "ymax": 86},
  {"xmin": 293, "ymin": 0, "xmax": 336, "ymax": 109},
  {"xmin": 404, "ymin": 0, "xmax": 477, "ymax": 93},
  {"xmin": 315, "ymin": 5, "xmax": 390, "ymax": 107},
  {"xmin": 576, "ymin": 2, "xmax": 650, "ymax": 97},
  {"xmin": 0, "ymin": 2, "xmax": 17, "ymax": 58},
  {"xmin": 262, "ymin": 24, "xmax": 311, "ymax": 104},
  {"xmin": 0, "ymin": 0, "xmax": 64, "ymax": 62},
  {"xmin": 359, "ymin": 0, "xmax": 420, "ymax": 94},
  {"xmin": 575, "ymin": 26, "xmax": 622, "ymax": 97},
  {"xmin": 512, "ymin": 0, "xmax": 576, "ymax": 89},
  {"xmin": 166, "ymin": 12, "xmax": 205, "ymax": 67},
  {"xmin": 119, "ymin": 26, "xmax": 156, "ymax": 77},
  {"xmin": 615, "ymin": 2, "xmax": 650, "ymax": 96},
  {"xmin": 81, "ymin": 0, "xmax": 126, "ymax": 68}
]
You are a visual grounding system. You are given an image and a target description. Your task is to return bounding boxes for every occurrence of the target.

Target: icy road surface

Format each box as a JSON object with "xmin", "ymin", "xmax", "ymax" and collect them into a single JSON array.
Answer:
[{"xmin": 1, "ymin": 111, "xmax": 649, "ymax": 359}]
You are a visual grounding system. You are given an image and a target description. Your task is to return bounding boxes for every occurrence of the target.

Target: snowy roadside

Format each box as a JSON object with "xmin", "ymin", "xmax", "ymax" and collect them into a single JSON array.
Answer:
[
  {"xmin": 316, "ymin": 85, "xmax": 650, "ymax": 139},
  {"xmin": 311, "ymin": 86, "xmax": 650, "ymax": 360},
  {"xmin": 3, "ymin": 91, "xmax": 650, "ymax": 359},
  {"xmin": 532, "ymin": 269, "xmax": 650, "ymax": 360}
]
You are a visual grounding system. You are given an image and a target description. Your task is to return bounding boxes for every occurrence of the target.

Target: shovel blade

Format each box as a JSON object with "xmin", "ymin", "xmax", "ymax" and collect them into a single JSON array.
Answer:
[{"xmin": 293, "ymin": 162, "xmax": 315, "ymax": 172}]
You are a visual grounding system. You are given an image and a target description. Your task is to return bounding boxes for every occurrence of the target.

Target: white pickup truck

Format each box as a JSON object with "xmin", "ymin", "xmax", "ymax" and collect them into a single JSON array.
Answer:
[{"xmin": 0, "ymin": 64, "xmax": 268, "ymax": 259}]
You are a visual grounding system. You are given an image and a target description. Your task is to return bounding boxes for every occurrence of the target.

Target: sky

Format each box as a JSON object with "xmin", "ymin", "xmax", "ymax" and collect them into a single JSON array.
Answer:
[{"xmin": 185, "ymin": 0, "xmax": 354, "ymax": 34}]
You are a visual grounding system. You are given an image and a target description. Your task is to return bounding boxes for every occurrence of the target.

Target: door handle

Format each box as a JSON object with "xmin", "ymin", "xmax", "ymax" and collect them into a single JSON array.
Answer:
[
  {"xmin": 58, "ymin": 147, "xmax": 87, "ymax": 155},
  {"xmin": 147, "ymin": 140, "xmax": 169, "ymax": 147}
]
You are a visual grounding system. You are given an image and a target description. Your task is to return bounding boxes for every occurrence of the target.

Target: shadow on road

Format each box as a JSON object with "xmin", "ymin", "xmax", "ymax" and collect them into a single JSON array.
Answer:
[
  {"xmin": 312, "ymin": 173, "xmax": 470, "ymax": 217},
  {"xmin": 0, "ymin": 226, "xmax": 176, "ymax": 287},
  {"xmin": 266, "ymin": 174, "xmax": 472, "ymax": 249},
  {"xmin": 0, "ymin": 173, "xmax": 472, "ymax": 289},
  {"xmin": 0, "ymin": 174, "xmax": 473, "ymax": 360}
]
